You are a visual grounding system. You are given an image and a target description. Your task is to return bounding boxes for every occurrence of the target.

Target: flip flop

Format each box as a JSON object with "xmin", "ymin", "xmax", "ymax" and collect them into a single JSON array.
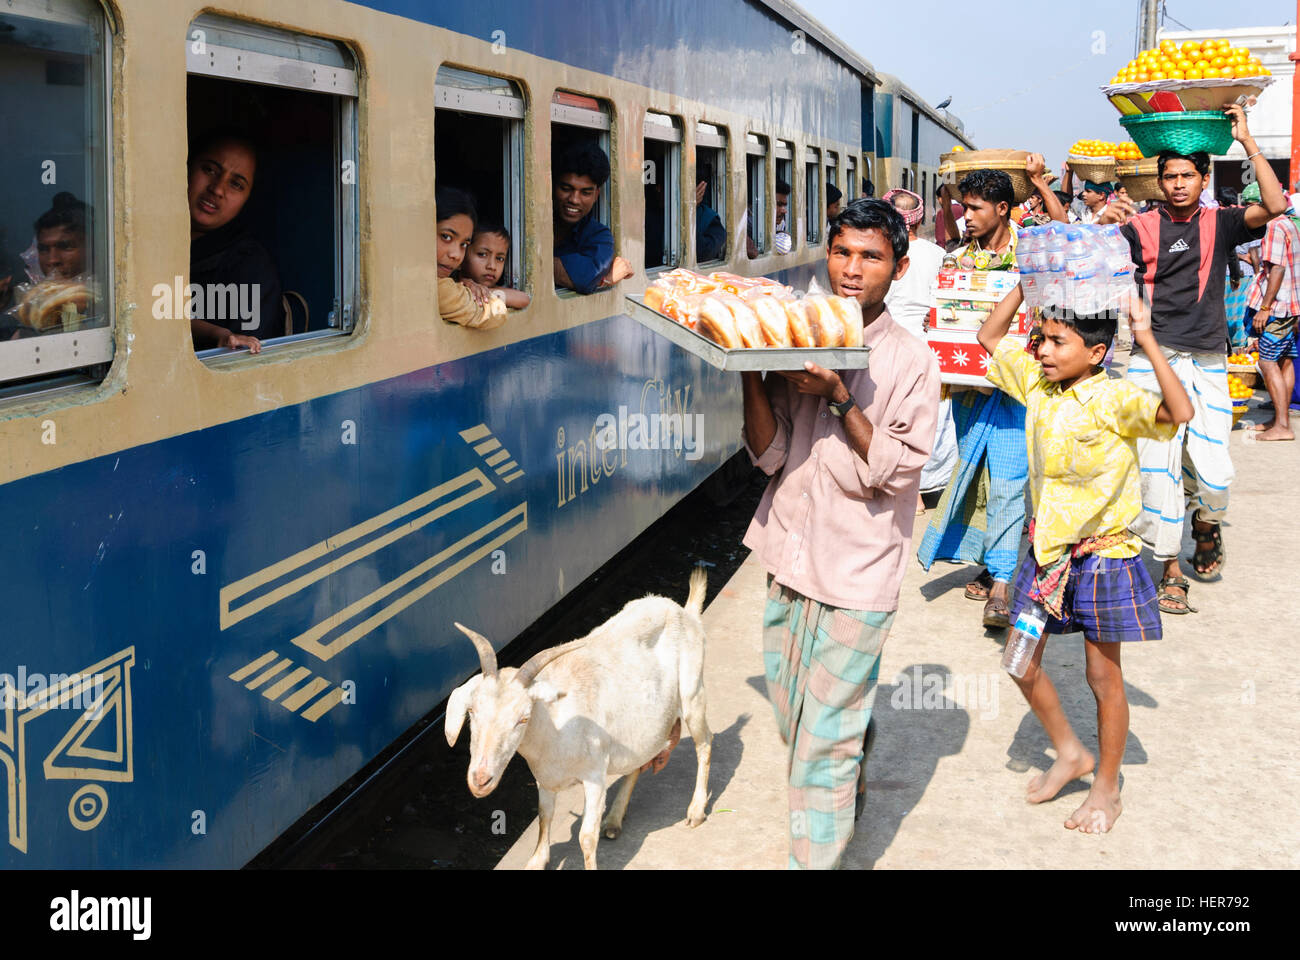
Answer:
[
  {"xmin": 964, "ymin": 569, "xmax": 994, "ymax": 601},
  {"xmin": 1190, "ymin": 522, "xmax": 1225, "ymax": 582},
  {"xmin": 1157, "ymin": 576, "xmax": 1196, "ymax": 614},
  {"xmin": 983, "ymin": 595, "xmax": 1011, "ymax": 629}
]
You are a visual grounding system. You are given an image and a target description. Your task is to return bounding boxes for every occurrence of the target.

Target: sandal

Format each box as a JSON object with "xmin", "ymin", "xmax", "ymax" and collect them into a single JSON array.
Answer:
[
  {"xmin": 1157, "ymin": 576, "xmax": 1197, "ymax": 614},
  {"xmin": 1191, "ymin": 521, "xmax": 1225, "ymax": 582},
  {"xmin": 982, "ymin": 595, "xmax": 1011, "ymax": 629},
  {"xmin": 964, "ymin": 569, "xmax": 994, "ymax": 601}
]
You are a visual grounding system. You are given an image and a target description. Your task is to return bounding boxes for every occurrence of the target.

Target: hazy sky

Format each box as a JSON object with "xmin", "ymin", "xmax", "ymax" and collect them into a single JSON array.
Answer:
[{"xmin": 799, "ymin": 0, "xmax": 1295, "ymax": 166}]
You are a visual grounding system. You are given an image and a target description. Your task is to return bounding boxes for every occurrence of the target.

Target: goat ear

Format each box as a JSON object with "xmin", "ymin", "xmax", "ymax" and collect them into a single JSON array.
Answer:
[
  {"xmin": 445, "ymin": 676, "xmax": 481, "ymax": 746},
  {"xmin": 527, "ymin": 680, "xmax": 561, "ymax": 704}
]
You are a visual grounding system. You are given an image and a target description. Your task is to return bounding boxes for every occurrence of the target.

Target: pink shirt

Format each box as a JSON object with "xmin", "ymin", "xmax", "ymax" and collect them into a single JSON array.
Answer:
[{"xmin": 742, "ymin": 310, "xmax": 940, "ymax": 611}]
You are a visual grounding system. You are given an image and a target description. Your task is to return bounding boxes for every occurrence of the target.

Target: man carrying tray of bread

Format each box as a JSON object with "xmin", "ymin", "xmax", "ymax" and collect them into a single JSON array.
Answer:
[
  {"xmin": 741, "ymin": 198, "xmax": 939, "ymax": 869},
  {"xmin": 1118, "ymin": 104, "xmax": 1287, "ymax": 614}
]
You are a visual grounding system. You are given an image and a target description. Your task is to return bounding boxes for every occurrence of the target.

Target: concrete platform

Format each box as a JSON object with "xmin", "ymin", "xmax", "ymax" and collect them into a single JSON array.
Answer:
[{"xmin": 496, "ymin": 400, "xmax": 1300, "ymax": 869}]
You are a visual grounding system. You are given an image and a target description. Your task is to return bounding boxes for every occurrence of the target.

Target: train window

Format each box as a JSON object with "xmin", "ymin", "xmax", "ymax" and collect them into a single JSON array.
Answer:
[
  {"xmin": 435, "ymin": 66, "xmax": 527, "ymax": 291},
  {"xmin": 0, "ymin": 0, "xmax": 113, "ymax": 398},
  {"xmin": 643, "ymin": 112, "xmax": 681, "ymax": 273},
  {"xmin": 775, "ymin": 140, "xmax": 794, "ymax": 251},
  {"xmin": 846, "ymin": 156, "xmax": 857, "ymax": 201},
  {"xmin": 825, "ymin": 150, "xmax": 839, "ymax": 219},
  {"xmin": 745, "ymin": 134, "xmax": 767, "ymax": 259},
  {"xmin": 805, "ymin": 147, "xmax": 821, "ymax": 245},
  {"xmin": 551, "ymin": 91, "xmax": 615, "ymax": 295},
  {"xmin": 185, "ymin": 14, "xmax": 359, "ymax": 360},
  {"xmin": 694, "ymin": 123, "xmax": 727, "ymax": 266}
]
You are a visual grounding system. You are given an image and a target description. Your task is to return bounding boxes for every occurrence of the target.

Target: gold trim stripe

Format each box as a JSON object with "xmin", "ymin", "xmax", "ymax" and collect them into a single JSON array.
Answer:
[
  {"xmin": 501, "ymin": 470, "xmax": 524, "ymax": 484},
  {"xmin": 485, "ymin": 449, "xmax": 510, "ymax": 467},
  {"xmin": 291, "ymin": 503, "xmax": 529, "ymax": 662},
  {"xmin": 473, "ymin": 438, "xmax": 501, "ymax": 455},
  {"xmin": 220, "ymin": 468, "xmax": 494, "ymax": 630},
  {"xmin": 245, "ymin": 659, "xmax": 293, "ymax": 691},
  {"xmin": 494, "ymin": 461, "xmax": 518, "ymax": 475},
  {"xmin": 301, "ymin": 688, "xmax": 347, "ymax": 723},
  {"xmin": 228, "ymin": 650, "xmax": 279, "ymax": 682},
  {"xmin": 459, "ymin": 424, "xmax": 491, "ymax": 443},
  {"xmin": 262, "ymin": 666, "xmax": 313, "ymax": 702},
  {"xmin": 280, "ymin": 677, "xmax": 332, "ymax": 712}
]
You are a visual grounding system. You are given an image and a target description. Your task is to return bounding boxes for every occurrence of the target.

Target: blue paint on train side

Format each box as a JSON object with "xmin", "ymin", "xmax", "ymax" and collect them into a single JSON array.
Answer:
[
  {"xmin": 0, "ymin": 312, "xmax": 740, "ymax": 868},
  {"xmin": 352, "ymin": 0, "xmax": 860, "ymax": 142}
]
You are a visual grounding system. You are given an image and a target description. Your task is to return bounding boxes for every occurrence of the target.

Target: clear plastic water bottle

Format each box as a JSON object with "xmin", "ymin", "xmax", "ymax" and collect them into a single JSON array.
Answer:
[
  {"xmin": 1001, "ymin": 600, "xmax": 1049, "ymax": 678},
  {"xmin": 1017, "ymin": 228, "xmax": 1041, "ymax": 307}
]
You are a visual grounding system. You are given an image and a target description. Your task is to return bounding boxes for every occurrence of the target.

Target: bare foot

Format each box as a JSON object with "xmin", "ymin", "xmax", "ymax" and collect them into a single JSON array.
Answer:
[
  {"xmin": 1026, "ymin": 746, "xmax": 1095, "ymax": 804},
  {"xmin": 1065, "ymin": 785, "xmax": 1122, "ymax": 834},
  {"xmin": 1255, "ymin": 425, "xmax": 1294, "ymax": 441},
  {"xmin": 1250, "ymin": 419, "xmax": 1275, "ymax": 431},
  {"xmin": 640, "ymin": 718, "xmax": 681, "ymax": 774}
]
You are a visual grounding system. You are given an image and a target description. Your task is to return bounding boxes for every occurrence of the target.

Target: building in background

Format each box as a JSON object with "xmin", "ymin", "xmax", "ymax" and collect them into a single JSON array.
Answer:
[{"xmin": 1158, "ymin": 26, "xmax": 1294, "ymax": 195}]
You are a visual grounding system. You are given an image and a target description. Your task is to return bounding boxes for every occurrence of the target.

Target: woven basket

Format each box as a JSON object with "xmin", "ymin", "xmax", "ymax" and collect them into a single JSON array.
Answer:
[
  {"xmin": 938, "ymin": 149, "xmax": 1034, "ymax": 204},
  {"xmin": 1119, "ymin": 111, "xmax": 1234, "ymax": 158},
  {"xmin": 1066, "ymin": 155, "xmax": 1118, "ymax": 184},
  {"xmin": 1115, "ymin": 157, "xmax": 1162, "ymax": 202}
]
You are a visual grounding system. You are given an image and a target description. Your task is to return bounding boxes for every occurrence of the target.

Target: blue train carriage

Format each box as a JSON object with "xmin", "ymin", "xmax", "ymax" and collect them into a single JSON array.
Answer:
[
  {"xmin": 0, "ymin": 0, "xmax": 875, "ymax": 868},
  {"xmin": 872, "ymin": 73, "xmax": 976, "ymax": 222}
]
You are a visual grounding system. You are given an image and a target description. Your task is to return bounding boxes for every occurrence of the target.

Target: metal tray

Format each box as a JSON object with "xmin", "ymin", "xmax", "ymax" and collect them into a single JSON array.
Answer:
[{"xmin": 625, "ymin": 295, "xmax": 871, "ymax": 371}]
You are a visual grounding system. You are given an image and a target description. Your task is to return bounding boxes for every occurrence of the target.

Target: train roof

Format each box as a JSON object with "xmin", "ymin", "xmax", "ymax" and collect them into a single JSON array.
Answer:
[
  {"xmin": 753, "ymin": 0, "xmax": 879, "ymax": 86},
  {"xmin": 876, "ymin": 72, "xmax": 975, "ymax": 148}
]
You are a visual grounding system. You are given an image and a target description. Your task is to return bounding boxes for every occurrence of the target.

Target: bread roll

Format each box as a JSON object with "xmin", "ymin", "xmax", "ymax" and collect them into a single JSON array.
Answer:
[
  {"xmin": 20, "ymin": 281, "xmax": 91, "ymax": 332},
  {"xmin": 752, "ymin": 296, "xmax": 792, "ymax": 347},
  {"xmin": 694, "ymin": 296, "xmax": 743, "ymax": 349},
  {"xmin": 785, "ymin": 300, "xmax": 815, "ymax": 348},
  {"xmin": 644, "ymin": 284, "xmax": 669, "ymax": 315},
  {"xmin": 720, "ymin": 295, "xmax": 764, "ymax": 349},
  {"xmin": 829, "ymin": 296, "xmax": 864, "ymax": 348},
  {"xmin": 805, "ymin": 295, "xmax": 846, "ymax": 348}
]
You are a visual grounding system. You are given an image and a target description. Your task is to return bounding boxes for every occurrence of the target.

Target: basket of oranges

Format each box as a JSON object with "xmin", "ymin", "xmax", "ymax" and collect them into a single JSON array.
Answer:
[
  {"xmin": 1228, "ymin": 373, "xmax": 1254, "ymax": 425},
  {"xmin": 1227, "ymin": 351, "xmax": 1259, "ymax": 386},
  {"xmin": 1103, "ymin": 37, "xmax": 1274, "ymax": 117},
  {"xmin": 1066, "ymin": 140, "xmax": 1143, "ymax": 182}
]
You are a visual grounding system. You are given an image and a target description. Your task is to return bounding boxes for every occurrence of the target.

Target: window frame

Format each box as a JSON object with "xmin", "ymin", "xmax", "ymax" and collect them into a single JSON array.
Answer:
[
  {"xmin": 186, "ymin": 13, "xmax": 361, "ymax": 361},
  {"xmin": 745, "ymin": 133, "xmax": 768, "ymax": 256},
  {"xmin": 643, "ymin": 111, "xmax": 682, "ymax": 273},
  {"xmin": 804, "ymin": 146, "xmax": 821, "ymax": 245},
  {"xmin": 551, "ymin": 91, "xmax": 613, "ymax": 231},
  {"xmin": 846, "ymin": 156, "xmax": 857, "ymax": 201},
  {"xmin": 694, "ymin": 122, "xmax": 728, "ymax": 267},
  {"xmin": 435, "ymin": 64, "xmax": 528, "ymax": 292},
  {"xmin": 775, "ymin": 139, "xmax": 794, "ymax": 252},
  {"xmin": 0, "ymin": 0, "xmax": 115, "ymax": 391}
]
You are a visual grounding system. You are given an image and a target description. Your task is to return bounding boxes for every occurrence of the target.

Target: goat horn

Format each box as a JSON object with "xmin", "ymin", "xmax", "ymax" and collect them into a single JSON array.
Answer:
[
  {"xmin": 516, "ymin": 639, "xmax": 585, "ymax": 688},
  {"xmin": 454, "ymin": 622, "xmax": 497, "ymax": 678}
]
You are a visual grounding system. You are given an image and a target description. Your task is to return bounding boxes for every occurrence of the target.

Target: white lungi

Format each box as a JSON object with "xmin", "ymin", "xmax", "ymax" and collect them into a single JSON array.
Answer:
[{"xmin": 1127, "ymin": 346, "xmax": 1234, "ymax": 561}]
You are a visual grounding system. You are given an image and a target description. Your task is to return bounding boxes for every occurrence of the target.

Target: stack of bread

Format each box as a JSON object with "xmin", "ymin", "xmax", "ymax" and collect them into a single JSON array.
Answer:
[
  {"xmin": 14, "ymin": 278, "xmax": 94, "ymax": 333},
  {"xmin": 643, "ymin": 269, "xmax": 863, "ymax": 349}
]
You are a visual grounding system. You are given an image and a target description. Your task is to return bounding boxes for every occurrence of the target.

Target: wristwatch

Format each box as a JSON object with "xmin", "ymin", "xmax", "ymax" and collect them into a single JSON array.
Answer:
[{"xmin": 829, "ymin": 392, "xmax": 856, "ymax": 418}]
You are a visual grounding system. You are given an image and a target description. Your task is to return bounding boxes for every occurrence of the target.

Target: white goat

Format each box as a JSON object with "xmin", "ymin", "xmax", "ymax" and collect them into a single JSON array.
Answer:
[{"xmin": 445, "ymin": 567, "xmax": 711, "ymax": 870}]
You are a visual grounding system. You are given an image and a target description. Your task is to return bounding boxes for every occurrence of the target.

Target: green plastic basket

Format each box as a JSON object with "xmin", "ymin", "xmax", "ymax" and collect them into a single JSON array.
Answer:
[{"xmin": 1119, "ymin": 111, "xmax": 1234, "ymax": 157}]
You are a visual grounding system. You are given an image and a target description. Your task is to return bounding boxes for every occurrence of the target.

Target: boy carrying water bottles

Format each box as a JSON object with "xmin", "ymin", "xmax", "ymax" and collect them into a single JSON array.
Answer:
[{"xmin": 975, "ymin": 284, "xmax": 1192, "ymax": 833}]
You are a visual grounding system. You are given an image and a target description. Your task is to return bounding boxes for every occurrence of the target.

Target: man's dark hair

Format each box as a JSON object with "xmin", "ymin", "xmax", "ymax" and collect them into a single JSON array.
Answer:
[
  {"xmin": 827, "ymin": 197, "xmax": 909, "ymax": 264},
  {"xmin": 555, "ymin": 140, "xmax": 610, "ymax": 186},
  {"xmin": 827, "ymin": 183, "xmax": 843, "ymax": 206},
  {"xmin": 435, "ymin": 185, "xmax": 478, "ymax": 229},
  {"xmin": 863, "ymin": 178, "xmax": 874, "ymax": 197},
  {"xmin": 1040, "ymin": 304, "xmax": 1118, "ymax": 352},
  {"xmin": 1216, "ymin": 187, "xmax": 1239, "ymax": 207},
  {"xmin": 1157, "ymin": 150, "xmax": 1210, "ymax": 179},
  {"xmin": 1053, "ymin": 190, "xmax": 1073, "ymax": 208},
  {"xmin": 957, "ymin": 169, "xmax": 1013, "ymax": 210},
  {"xmin": 776, "ymin": 179, "xmax": 792, "ymax": 197},
  {"xmin": 697, "ymin": 160, "xmax": 713, "ymax": 185},
  {"xmin": 34, "ymin": 192, "xmax": 89, "ymax": 237}
]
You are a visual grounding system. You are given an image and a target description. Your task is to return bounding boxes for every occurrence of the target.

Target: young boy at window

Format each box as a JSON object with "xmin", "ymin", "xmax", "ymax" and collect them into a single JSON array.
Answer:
[
  {"xmin": 461, "ymin": 223, "xmax": 530, "ymax": 310},
  {"xmin": 436, "ymin": 187, "xmax": 506, "ymax": 330}
]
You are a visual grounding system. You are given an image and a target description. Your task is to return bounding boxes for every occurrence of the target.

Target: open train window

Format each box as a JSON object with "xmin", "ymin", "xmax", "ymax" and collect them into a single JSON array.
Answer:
[
  {"xmin": 695, "ymin": 123, "xmax": 727, "ymax": 266},
  {"xmin": 805, "ymin": 147, "xmax": 821, "ymax": 245},
  {"xmin": 825, "ymin": 150, "xmax": 839, "ymax": 219},
  {"xmin": 846, "ymin": 156, "xmax": 857, "ymax": 201},
  {"xmin": 0, "ymin": 0, "xmax": 113, "ymax": 400},
  {"xmin": 643, "ymin": 112, "xmax": 680, "ymax": 273},
  {"xmin": 775, "ymin": 140, "xmax": 794, "ymax": 251},
  {"xmin": 551, "ymin": 91, "xmax": 615, "ymax": 295},
  {"xmin": 745, "ymin": 134, "xmax": 767, "ymax": 259},
  {"xmin": 185, "ymin": 14, "xmax": 359, "ymax": 360},
  {"xmin": 435, "ymin": 66, "xmax": 526, "ymax": 292}
]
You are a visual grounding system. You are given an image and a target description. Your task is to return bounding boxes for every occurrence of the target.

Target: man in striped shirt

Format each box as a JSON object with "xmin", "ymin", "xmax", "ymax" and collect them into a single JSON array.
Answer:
[
  {"xmin": 1246, "ymin": 208, "xmax": 1300, "ymax": 441},
  {"xmin": 1118, "ymin": 104, "xmax": 1287, "ymax": 612}
]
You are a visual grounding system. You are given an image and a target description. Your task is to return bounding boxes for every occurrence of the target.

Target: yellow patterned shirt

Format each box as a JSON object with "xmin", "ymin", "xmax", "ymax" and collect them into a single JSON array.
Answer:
[{"xmin": 986, "ymin": 339, "xmax": 1177, "ymax": 565}]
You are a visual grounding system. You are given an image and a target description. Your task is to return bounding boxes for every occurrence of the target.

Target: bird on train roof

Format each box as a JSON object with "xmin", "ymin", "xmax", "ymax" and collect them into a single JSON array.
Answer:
[{"xmin": 935, "ymin": 96, "xmax": 952, "ymax": 111}]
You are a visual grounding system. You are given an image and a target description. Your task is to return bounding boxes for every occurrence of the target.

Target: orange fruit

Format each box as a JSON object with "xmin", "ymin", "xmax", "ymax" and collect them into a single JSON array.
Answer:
[
  {"xmin": 1187, "ymin": 69, "xmax": 1203, "ymax": 80},
  {"xmin": 1176, "ymin": 59, "xmax": 1192, "ymax": 71},
  {"xmin": 1137, "ymin": 71, "xmax": 1151, "ymax": 82},
  {"xmin": 1152, "ymin": 70, "xmax": 1168, "ymax": 80},
  {"xmin": 1181, "ymin": 40, "xmax": 1199, "ymax": 53},
  {"xmin": 1170, "ymin": 69, "xmax": 1186, "ymax": 80},
  {"xmin": 1194, "ymin": 59, "xmax": 1210, "ymax": 69},
  {"xmin": 1210, "ymin": 56, "xmax": 1226, "ymax": 68},
  {"xmin": 1202, "ymin": 67, "xmax": 1220, "ymax": 79}
]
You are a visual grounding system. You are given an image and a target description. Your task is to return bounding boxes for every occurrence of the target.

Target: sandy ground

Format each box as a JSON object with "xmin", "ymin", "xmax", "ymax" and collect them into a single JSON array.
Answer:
[{"xmin": 497, "ymin": 391, "xmax": 1300, "ymax": 870}]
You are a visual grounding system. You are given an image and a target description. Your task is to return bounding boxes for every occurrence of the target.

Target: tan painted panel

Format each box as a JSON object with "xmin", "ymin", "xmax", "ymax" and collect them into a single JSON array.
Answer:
[{"xmin": 0, "ymin": 0, "xmax": 858, "ymax": 487}]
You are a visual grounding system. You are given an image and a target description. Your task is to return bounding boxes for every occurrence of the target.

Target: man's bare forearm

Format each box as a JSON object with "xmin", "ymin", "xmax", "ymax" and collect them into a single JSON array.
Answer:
[{"xmin": 742, "ymin": 371, "xmax": 776, "ymax": 456}]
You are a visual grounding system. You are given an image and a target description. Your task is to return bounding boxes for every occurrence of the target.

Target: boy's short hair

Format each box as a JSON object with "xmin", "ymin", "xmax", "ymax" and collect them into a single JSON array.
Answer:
[
  {"xmin": 473, "ymin": 222, "xmax": 510, "ymax": 244},
  {"xmin": 957, "ymin": 169, "xmax": 1013, "ymax": 208},
  {"xmin": 776, "ymin": 179, "xmax": 792, "ymax": 196},
  {"xmin": 1040, "ymin": 304, "xmax": 1118, "ymax": 352},
  {"xmin": 555, "ymin": 141, "xmax": 610, "ymax": 186},
  {"xmin": 1157, "ymin": 150, "xmax": 1210, "ymax": 178}
]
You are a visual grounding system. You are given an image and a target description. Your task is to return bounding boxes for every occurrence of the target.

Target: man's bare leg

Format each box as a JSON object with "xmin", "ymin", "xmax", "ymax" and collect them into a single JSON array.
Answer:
[
  {"xmin": 1010, "ymin": 638, "xmax": 1095, "ymax": 803},
  {"xmin": 1256, "ymin": 356, "xmax": 1295, "ymax": 440},
  {"xmin": 1065, "ymin": 640, "xmax": 1126, "ymax": 833}
]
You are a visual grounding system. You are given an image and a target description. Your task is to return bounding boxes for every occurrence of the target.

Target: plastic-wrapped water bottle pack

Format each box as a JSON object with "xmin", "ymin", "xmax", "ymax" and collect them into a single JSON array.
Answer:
[{"xmin": 1016, "ymin": 224, "xmax": 1135, "ymax": 317}]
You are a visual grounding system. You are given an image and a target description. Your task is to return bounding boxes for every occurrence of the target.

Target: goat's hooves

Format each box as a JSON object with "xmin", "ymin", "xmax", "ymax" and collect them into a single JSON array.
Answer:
[
  {"xmin": 686, "ymin": 810, "xmax": 706, "ymax": 828},
  {"xmin": 602, "ymin": 824, "xmax": 622, "ymax": 840}
]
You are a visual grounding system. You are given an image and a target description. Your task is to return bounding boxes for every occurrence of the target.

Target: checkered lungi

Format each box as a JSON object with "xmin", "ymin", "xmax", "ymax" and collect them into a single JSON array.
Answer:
[
  {"xmin": 1258, "ymin": 314, "xmax": 1299, "ymax": 363},
  {"xmin": 762, "ymin": 575, "xmax": 894, "ymax": 870},
  {"xmin": 1009, "ymin": 552, "xmax": 1163, "ymax": 643},
  {"xmin": 1127, "ymin": 347, "xmax": 1234, "ymax": 561}
]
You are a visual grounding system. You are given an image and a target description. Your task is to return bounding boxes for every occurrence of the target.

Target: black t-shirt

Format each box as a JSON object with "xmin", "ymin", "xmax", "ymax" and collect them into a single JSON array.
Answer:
[
  {"xmin": 1121, "ymin": 205, "xmax": 1265, "ymax": 353},
  {"xmin": 190, "ymin": 221, "xmax": 283, "ymax": 341}
]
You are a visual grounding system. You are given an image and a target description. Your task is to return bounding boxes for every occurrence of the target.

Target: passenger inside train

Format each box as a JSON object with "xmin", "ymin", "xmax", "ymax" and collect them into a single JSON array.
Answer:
[
  {"xmin": 461, "ymin": 224, "xmax": 531, "ymax": 310},
  {"xmin": 435, "ymin": 186, "xmax": 507, "ymax": 330},
  {"xmin": 552, "ymin": 141, "xmax": 632, "ymax": 293},
  {"xmin": 1, "ymin": 193, "xmax": 96, "ymax": 341},
  {"xmin": 774, "ymin": 178, "xmax": 792, "ymax": 254},
  {"xmin": 694, "ymin": 161, "xmax": 727, "ymax": 263},
  {"xmin": 186, "ymin": 128, "xmax": 283, "ymax": 355}
]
